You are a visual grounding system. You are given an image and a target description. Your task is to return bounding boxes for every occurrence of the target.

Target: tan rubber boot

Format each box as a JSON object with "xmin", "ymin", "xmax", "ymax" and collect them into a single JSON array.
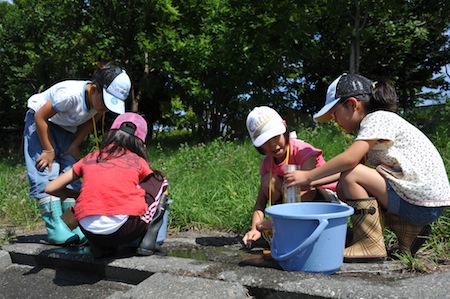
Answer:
[
  {"xmin": 344, "ymin": 197, "xmax": 387, "ymax": 262},
  {"xmin": 381, "ymin": 212, "xmax": 431, "ymax": 255}
]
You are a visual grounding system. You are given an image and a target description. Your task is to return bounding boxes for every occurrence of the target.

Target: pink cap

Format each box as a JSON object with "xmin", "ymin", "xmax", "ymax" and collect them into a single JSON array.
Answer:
[{"xmin": 110, "ymin": 112, "xmax": 147, "ymax": 142}]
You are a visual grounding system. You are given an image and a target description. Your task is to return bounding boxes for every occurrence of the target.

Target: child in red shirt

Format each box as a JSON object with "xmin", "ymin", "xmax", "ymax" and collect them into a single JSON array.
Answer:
[{"xmin": 45, "ymin": 112, "xmax": 168, "ymax": 258}]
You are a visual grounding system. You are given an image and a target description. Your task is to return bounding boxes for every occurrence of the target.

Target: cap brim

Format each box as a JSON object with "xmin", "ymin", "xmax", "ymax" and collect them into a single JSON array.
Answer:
[
  {"xmin": 103, "ymin": 90, "xmax": 125, "ymax": 114},
  {"xmin": 313, "ymin": 98, "xmax": 340, "ymax": 123},
  {"xmin": 253, "ymin": 125, "xmax": 286, "ymax": 147}
]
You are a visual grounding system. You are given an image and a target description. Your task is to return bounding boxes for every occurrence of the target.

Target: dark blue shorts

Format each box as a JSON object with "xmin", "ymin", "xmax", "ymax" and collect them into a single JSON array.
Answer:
[{"xmin": 387, "ymin": 182, "xmax": 443, "ymax": 225}]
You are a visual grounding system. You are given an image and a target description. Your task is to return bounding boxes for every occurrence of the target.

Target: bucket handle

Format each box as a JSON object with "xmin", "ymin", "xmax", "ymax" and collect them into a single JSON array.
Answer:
[{"xmin": 271, "ymin": 218, "xmax": 329, "ymax": 262}]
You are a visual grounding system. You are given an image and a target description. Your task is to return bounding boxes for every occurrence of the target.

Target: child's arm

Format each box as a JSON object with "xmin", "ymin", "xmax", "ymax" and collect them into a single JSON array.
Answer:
[
  {"xmin": 63, "ymin": 113, "xmax": 103, "ymax": 160},
  {"xmin": 310, "ymin": 173, "xmax": 340, "ymax": 186},
  {"xmin": 242, "ymin": 187, "xmax": 268, "ymax": 245},
  {"xmin": 34, "ymin": 100, "xmax": 57, "ymax": 172},
  {"xmin": 45, "ymin": 168, "xmax": 80, "ymax": 199},
  {"xmin": 285, "ymin": 140, "xmax": 375, "ymax": 188},
  {"xmin": 294, "ymin": 156, "xmax": 340, "ymax": 192}
]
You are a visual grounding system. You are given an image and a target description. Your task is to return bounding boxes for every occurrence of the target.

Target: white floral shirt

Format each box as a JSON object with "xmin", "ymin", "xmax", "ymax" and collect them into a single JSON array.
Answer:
[{"xmin": 356, "ymin": 111, "xmax": 450, "ymax": 207}]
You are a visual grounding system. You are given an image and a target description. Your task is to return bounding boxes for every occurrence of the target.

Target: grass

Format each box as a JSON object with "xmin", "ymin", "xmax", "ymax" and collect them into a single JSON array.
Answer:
[
  {"xmin": 0, "ymin": 157, "xmax": 40, "ymax": 232},
  {"xmin": 148, "ymin": 137, "xmax": 262, "ymax": 232},
  {"xmin": 1, "ymin": 108, "xmax": 449, "ymax": 271}
]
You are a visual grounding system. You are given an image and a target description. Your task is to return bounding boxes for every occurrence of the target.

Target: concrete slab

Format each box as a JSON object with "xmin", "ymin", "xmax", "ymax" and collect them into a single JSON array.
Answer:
[
  {"xmin": 2, "ymin": 232, "xmax": 450, "ymax": 299},
  {"xmin": 107, "ymin": 272, "xmax": 249, "ymax": 299},
  {"xmin": 0, "ymin": 250, "xmax": 12, "ymax": 271}
]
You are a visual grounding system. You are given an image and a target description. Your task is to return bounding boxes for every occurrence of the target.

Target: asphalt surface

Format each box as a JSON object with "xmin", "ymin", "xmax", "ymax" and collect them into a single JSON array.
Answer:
[
  {"xmin": 0, "ymin": 263, "xmax": 132, "ymax": 299},
  {"xmin": 1, "ymin": 231, "xmax": 450, "ymax": 299}
]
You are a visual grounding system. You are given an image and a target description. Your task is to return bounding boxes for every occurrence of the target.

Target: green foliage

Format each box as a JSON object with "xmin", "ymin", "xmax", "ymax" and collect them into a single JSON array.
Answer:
[
  {"xmin": 148, "ymin": 137, "xmax": 261, "ymax": 232},
  {"xmin": 293, "ymin": 121, "xmax": 353, "ymax": 161},
  {"xmin": 2, "ymin": 0, "xmax": 448, "ymax": 139},
  {"xmin": 392, "ymin": 251, "xmax": 430, "ymax": 273},
  {"xmin": 404, "ymin": 102, "xmax": 450, "ymax": 174},
  {"xmin": 0, "ymin": 160, "xmax": 40, "ymax": 230}
]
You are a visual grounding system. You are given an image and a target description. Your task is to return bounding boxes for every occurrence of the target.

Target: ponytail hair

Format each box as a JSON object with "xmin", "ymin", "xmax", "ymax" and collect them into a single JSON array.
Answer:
[{"xmin": 361, "ymin": 81, "xmax": 398, "ymax": 113}]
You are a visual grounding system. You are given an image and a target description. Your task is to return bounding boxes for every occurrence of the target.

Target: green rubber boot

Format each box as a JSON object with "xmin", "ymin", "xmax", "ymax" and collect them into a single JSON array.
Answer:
[
  {"xmin": 61, "ymin": 198, "xmax": 88, "ymax": 245},
  {"xmin": 38, "ymin": 196, "xmax": 79, "ymax": 245}
]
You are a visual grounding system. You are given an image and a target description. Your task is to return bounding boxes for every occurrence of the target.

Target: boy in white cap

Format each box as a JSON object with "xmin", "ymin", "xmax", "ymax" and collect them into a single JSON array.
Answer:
[
  {"xmin": 242, "ymin": 106, "xmax": 340, "ymax": 248},
  {"xmin": 286, "ymin": 73, "xmax": 450, "ymax": 261},
  {"xmin": 24, "ymin": 62, "xmax": 131, "ymax": 246}
]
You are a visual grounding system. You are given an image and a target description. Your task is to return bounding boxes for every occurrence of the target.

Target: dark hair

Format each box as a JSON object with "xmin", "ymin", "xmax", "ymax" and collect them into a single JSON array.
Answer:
[
  {"xmin": 255, "ymin": 124, "xmax": 290, "ymax": 155},
  {"xmin": 149, "ymin": 169, "xmax": 166, "ymax": 182},
  {"xmin": 97, "ymin": 123, "xmax": 148, "ymax": 162},
  {"xmin": 359, "ymin": 81, "xmax": 398, "ymax": 113},
  {"xmin": 92, "ymin": 62, "xmax": 123, "ymax": 91}
]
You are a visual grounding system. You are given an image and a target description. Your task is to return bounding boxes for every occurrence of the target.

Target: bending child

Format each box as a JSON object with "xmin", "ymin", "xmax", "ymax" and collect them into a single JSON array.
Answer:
[
  {"xmin": 242, "ymin": 106, "xmax": 340, "ymax": 247},
  {"xmin": 286, "ymin": 73, "xmax": 450, "ymax": 261},
  {"xmin": 45, "ymin": 112, "xmax": 168, "ymax": 258},
  {"xmin": 24, "ymin": 63, "xmax": 131, "ymax": 246}
]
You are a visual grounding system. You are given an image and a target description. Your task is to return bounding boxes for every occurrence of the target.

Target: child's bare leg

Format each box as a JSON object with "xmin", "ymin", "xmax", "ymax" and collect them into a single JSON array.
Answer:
[
  {"xmin": 338, "ymin": 164, "xmax": 388, "ymax": 208},
  {"xmin": 260, "ymin": 173, "xmax": 283, "ymax": 205}
]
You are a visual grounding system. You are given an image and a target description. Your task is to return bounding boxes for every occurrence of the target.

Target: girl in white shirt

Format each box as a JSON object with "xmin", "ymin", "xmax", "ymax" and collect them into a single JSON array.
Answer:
[{"xmin": 287, "ymin": 73, "xmax": 450, "ymax": 262}]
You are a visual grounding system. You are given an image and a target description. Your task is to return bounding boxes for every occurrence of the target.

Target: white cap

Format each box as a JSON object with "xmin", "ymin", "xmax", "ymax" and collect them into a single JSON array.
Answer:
[
  {"xmin": 246, "ymin": 106, "xmax": 286, "ymax": 147},
  {"xmin": 102, "ymin": 70, "xmax": 131, "ymax": 114}
]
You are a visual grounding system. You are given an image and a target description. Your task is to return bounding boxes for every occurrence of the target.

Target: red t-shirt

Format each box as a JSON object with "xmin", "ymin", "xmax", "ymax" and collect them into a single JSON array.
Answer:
[
  {"xmin": 73, "ymin": 149, "xmax": 153, "ymax": 220},
  {"xmin": 260, "ymin": 139, "xmax": 336, "ymax": 191}
]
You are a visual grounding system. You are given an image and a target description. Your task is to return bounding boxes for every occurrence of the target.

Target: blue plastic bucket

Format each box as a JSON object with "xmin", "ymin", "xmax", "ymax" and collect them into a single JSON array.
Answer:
[
  {"xmin": 265, "ymin": 202, "xmax": 354, "ymax": 274},
  {"xmin": 157, "ymin": 199, "xmax": 174, "ymax": 245}
]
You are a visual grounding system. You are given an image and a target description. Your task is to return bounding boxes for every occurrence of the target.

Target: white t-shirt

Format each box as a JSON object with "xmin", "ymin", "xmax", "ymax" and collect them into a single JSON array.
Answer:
[
  {"xmin": 27, "ymin": 80, "xmax": 96, "ymax": 133},
  {"xmin": 79, "ymin": 215, "xmax": 128, "ymax": 235},
  {"xmin": 356, "ymin": 111, "xmax": 450, "ymax": 207}
]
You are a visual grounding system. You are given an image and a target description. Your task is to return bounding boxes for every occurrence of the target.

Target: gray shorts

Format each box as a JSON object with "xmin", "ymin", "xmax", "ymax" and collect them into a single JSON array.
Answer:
[{"xmin": 387, "ymin": 182, "xmax": 443, "ymax": 225}]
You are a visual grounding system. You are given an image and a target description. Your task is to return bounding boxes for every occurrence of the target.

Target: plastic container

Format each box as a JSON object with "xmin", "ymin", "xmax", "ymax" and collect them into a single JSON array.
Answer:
[
  {"xmin": 265, "ymin": 202, "xmax": 353, "ymax": 274},
  {"xmin": 284, "ymin": 164, "xmax": 301, "ymax": 203},
  {"xmin": 156, "ymin": 199, "xmax": 174, "ymax": 245}
]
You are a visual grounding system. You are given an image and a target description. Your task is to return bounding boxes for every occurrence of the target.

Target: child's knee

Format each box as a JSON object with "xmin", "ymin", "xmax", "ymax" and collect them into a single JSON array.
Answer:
[{"xmin": 260, "ymin": 173, "xmax": 282, "ymax": 188}]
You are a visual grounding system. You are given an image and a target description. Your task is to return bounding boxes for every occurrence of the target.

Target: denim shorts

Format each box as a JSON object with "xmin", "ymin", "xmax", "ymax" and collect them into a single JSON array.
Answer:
[
  {"xmin": 24, "ymin": 109, "xmax": 81, "ymax": 199},
  {"xmin": 387, "ymin": 182, "xmax": 443, "ymax": 225}
]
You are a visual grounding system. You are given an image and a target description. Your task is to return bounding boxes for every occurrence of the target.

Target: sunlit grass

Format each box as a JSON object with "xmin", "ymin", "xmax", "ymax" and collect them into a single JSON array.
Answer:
[
  {"xmin": 0, "ymin": 159, "xmax": 40, "ymax": 231},
  {"xmin": 148, "ymin": 137, "xmax": 261, "ymax": 232},
  {"xmin": 1, "ymin": 111, "xmax": 449, "ymax": 268}
]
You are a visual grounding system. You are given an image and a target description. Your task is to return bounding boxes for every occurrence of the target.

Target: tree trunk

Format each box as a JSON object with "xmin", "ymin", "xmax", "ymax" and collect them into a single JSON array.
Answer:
[{"xmin": 349, "ymin": 0, "xmax": 369, "ymax": 74}]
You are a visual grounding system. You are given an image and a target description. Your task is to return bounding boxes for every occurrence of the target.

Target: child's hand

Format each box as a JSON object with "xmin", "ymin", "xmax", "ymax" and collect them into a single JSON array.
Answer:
[
  {"xmin": 242, "ymin": 229, "xmax": 261, "ymax": 247},
  {"xmin": 284, "ymin": 169, "xmax": 309, "ymax": 188},
  {"xmin": 36, "ymin": 150, "xmax": 55, "ymax": 172}
]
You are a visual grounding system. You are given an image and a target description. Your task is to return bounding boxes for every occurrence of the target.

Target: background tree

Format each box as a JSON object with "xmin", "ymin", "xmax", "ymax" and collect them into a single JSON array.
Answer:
[{"xmin": 0, "ymin": 0, "xmax": 448, "ymax": 145}]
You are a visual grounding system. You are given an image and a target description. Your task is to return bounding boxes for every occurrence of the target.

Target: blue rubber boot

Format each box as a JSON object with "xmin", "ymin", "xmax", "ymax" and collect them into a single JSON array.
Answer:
[
  {"xmin": 61, "ymin": 198, "xmax": 88, "ymax": 245},
  {"xmin": 38, "ymin": 196, "xmax": 79, "ymax": 245}
]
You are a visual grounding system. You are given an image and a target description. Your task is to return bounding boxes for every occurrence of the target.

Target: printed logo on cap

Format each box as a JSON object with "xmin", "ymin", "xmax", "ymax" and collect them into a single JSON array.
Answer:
[{"xmin": 248, "ymin": 111, "xmax": 274, "ymax": 140}]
